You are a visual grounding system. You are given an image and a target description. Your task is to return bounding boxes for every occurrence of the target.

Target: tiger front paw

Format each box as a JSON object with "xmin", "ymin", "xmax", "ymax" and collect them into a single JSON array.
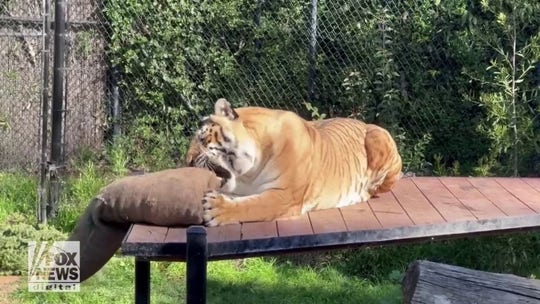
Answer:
[{"xmin": 202, "ymin": 191, "xmax": 239, "ymax": 227}]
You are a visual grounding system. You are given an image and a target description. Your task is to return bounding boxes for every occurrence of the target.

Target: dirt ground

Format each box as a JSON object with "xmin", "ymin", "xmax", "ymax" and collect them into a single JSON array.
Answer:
[{"xmin": 0, "ymin": 276, "xmax": 21, "ymax": 304}]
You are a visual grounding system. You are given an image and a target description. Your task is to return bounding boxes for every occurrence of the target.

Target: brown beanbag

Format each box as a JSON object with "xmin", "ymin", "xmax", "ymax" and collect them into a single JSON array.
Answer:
[
  {"xmin": 67, "ymin": 167, "xmax": 222, "ymax": 282},
  {"xmin": 98, "ymin": 167, "xmax": 222, "ymax": 225}
]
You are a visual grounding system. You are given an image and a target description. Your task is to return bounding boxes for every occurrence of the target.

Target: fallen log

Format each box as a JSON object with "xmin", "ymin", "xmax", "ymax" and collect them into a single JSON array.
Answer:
[{"xmin": 402, "ymin": 260, "xmax": 540, "ymax": 304}]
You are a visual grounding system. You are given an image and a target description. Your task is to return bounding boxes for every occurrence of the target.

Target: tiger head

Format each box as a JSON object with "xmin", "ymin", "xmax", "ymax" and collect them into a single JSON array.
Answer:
[{"xmin": 186, "ymin": 98, "xmax": 259, "ymax": 190}]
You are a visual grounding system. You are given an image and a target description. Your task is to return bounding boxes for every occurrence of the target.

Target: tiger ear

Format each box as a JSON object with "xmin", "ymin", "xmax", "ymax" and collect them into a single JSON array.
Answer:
[
  {"xmin": 214, "ymin": 98, "xmax": 239, "ymax": 120},
  {"xmin": 209, "ymin": 114, "xmax": 232, "ymax": 127}
]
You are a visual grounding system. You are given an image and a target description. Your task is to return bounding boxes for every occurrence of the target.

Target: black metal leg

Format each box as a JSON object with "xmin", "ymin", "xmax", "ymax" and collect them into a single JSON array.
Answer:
[
  {"xmin": 186, "ymin": 225, "xmax": 208, "ymax": 304},
  {"xmin": 135, "ymin": 258, "xmax": 150, "ymax": 304}
]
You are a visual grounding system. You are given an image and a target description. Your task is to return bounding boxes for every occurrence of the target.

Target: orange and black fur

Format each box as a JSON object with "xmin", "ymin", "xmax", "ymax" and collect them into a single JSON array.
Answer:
[{"xmin": 186, "ymin": 98, "xmax": 402, "ymax": 226}]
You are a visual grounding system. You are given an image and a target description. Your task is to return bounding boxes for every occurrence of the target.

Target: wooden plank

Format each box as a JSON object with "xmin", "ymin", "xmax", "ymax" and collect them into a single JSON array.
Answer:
[
  {"xmin": 121, "ymin": 214, "xmax": 540, "ymax": 259},
  {"xmin": 277, "ymin": 214, "xmax": 313, "ymax": 237},
  {"xmin": 370, "ymin": 191, "xmax": 414, "ymax": 228},
  {"xmin": 496, "ymin": 178, "xmax": 540, "ymax": 213},
  {"xmin": 440, "ymin": 177, "xmax": 506, "ymax": 220},
  {"xmin": 241, "ymin": 221, "xmax": 278, "ymax": 240},
  {"xmin": 522, "ymin": 178, "xmax": 540, "ymax": 192},
  {"xmin": 206, "ymin": 224, "xmax": 241, "ymax": 243},
  {"xmin": 412, "ymin": 177, "xmax": 476, "ymax": 222},
  {"xmin": 308, "ymin": 208, "xmax": 347, "ymax": 234},
  {"xmin": 468, "ymin": 177, "xmax": 534, "ymax": 216},
  {"xmin": 125, "ymin": 224, "xmax": 168, "ymax": 243},
  {"xmin": 402, "ymin": 260, "xmax": 540, "ymax": 304},
  {"xmin": 392, "ymin": 178, "xmax": 446, "ymax": 225},
  {"xmin": 163, "ymin": 227, "xmax": 187, "ymax": 243},
  {"xmin": 340, "ymin": 202, "xmax": 381, "ymax": 231},
  {"xmin": 203, "ymin": 214, "xmax": 540, "ymax": 259},
  {"xmin": 119, "ymin": 177, "xmax": 540, "ymax": 262}
]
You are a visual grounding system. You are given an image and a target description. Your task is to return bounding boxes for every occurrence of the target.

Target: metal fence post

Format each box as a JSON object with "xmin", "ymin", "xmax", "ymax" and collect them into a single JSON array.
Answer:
[
  {"xmin": 186, "ymin": 226, "xmax": 208, "ymax": 304},
  {"xmin": 38, "ymin": 0, "xmax": 52, "ymax": 224},
  {"xmin": 51, "ymin": 0, "xmax": 66, "ymax": 164},
  {"xmin": 48, "ymin": 0, "xmax": 67, "ymax": 219}
]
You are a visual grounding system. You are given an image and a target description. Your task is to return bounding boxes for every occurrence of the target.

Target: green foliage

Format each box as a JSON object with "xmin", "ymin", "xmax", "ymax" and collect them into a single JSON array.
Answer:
[
  {"xmin": 303, "ymin": 102, "xmax": 327, "ymax": 120},
  {"xmin": 50, "ymin": 162, "xmax": 110, "ymax": 233},
  {"xmin": 74, "ymin": 30, "xmax": 95, "ymax": 59},
  {"xmin": 434, "ymin": 154, "xmax": 461, "ymax": 177},
  {"xmin": 101, "ymin": 0, "xmax": 540, "ymax": 175},
  {"xmin": 69, "ymin": 162, "xmax": 106, "ymax": 205},
  {"xmin": 338, "ymin": 5, "xmax": 402, "ymax": 129},
  {"xmin": 0, "ymin": 114, "xmax": 9, "ymax": 131},
  {"xmin": 68, "ymin": 146, "xmax": 100, "ymax": 170},
  {"xmin": 106, "ymin": 138, "xmax": 130, "ymax": 176},
  {"xmin": 0, "ymin": 173, "xmax": 43, "ymax": 275},
  {"xmin": 471, "ymin": 0, "xmax": 540, "ymax": 176},
  {"xmin": 104, "ymin": 0, "xmax": 309, "ymax": 171},
  {"xmin": 0, "ymin": 172, "xmax": 36, "ymax": 222},
  {"xmin": 395, "ymin": 132, "xmax": 433, "ymax": 175},
  {"xmin": 0, "ymin": 213, "xmax": 66, "ymax": 275},
  {"xmin": 118, "ymin": 120, "xmax": 192, "ymax": 171}
]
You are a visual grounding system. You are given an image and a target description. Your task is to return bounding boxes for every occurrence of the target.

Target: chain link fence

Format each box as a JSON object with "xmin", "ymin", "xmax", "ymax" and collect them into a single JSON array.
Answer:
[
  {"xmin": 62, "ymin": 0, "xmax": 108, "ymax": 162},
  {"xmin": 0, "ymin": 0, "xmax": 45, "ymax": 170},
  {"xmin": 1, "ymin": 0, "xmax": 539, "ymax": 177},
  {"xmin": 103, "ymin": 0, "xmax": 540, "ymax": 175},
  {"xmin": 0, "ymin": 0, "xmax": 107, "ymax": 171}
]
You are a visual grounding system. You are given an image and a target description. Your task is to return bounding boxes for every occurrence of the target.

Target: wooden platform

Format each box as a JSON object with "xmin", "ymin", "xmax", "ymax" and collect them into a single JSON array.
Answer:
[{"xmin": 121, "ymin": 177, "xmax": 540, "ymax": 261}]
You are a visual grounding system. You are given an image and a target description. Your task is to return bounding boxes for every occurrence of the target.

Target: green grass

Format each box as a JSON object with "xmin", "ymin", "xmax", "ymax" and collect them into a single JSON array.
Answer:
[
  {"xmin": 0, "ymin": 172, "xmax": 37, "ymax": 223},
  {"xmin": 50, "ymin": 162, "xmax": 112, "ymax": 232},
  {"xmin": 1, "ymin": 167, "xmax": 540, "ymax": 304},
  {"xmin": 204, "ymin": 258, "xmax": 400, "ymax": 304},
  {"xmin": 10, "ymin": 233, "xmax": 540, "ymax": 304},
  {"xmin": 13, "ymin": 256, "xmax": 401, "ymax": 304}
]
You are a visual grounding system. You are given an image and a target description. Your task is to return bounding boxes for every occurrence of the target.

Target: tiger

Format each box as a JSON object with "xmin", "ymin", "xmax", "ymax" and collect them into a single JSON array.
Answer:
[{"xmin": 186, "ymin": 98, "xmax": 402, "ymax": 226}]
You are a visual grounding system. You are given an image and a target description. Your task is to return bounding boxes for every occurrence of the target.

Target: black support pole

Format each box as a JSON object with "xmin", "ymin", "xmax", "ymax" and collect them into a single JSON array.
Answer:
[
  {"xmin": 51, "ymin": 0, "xmax": 66, "ymax": 163},
  {"xmin": 186, "ymin": 226, "xmax": 208, "ymax": 304},
  {"xmin": 47, "ymin": 0, "xmax": 67, "ymax": 219},
  {"xmin": 38, "ymin": 0, "xmax": 51, "ymax": 224},
  {"xmin": 135, "ymin": 259, "xmax": 151, "ymax": 304}
]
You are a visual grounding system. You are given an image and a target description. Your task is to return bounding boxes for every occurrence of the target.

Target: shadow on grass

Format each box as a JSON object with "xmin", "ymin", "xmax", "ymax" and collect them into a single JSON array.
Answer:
[{"xmin": 205, "ymin": 268, "xmax": 401, "ymax": 304}]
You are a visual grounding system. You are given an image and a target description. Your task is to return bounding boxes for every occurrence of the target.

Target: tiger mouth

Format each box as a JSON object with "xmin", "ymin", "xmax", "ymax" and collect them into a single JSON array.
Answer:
[
  {"xmin": 188, "ymin": 155, "xmax": 232, "ymax": 184},
  {"xmin": 208, "ymin": 163, "xmax": 232, "ymax": 181}
]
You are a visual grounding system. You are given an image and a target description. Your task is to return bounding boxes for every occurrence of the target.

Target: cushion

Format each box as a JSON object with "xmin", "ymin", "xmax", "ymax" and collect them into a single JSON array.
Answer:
[
  {"xmin": 67, "ymin": 167, "xmax": 221, "ymax": 282},
  {"xmin": 98, "ymin": 167, "xmax": 222, "ymax": 225}
]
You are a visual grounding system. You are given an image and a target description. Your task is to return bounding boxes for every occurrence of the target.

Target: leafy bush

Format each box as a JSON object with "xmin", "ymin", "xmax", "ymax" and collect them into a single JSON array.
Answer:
[
  {"xmin": 0, "ymin": 213, "xmax": 66, "ymax": 275},
  {"xmin": 103, "ymin": 0, "xmax": 310, "ymax": 170},
  {"xmin": 101, "ymin": 0, "xmax": 540, "ymax": 175},
  {"xmin": 50, "ymin": 162, "xmax": 111, "ymax": 233}
]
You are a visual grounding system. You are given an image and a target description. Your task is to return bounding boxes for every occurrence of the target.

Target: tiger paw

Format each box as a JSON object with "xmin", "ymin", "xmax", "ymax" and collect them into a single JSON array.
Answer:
[{"xmin": 202, "ymin": 191, "xmax": 239, "ymax": 226}]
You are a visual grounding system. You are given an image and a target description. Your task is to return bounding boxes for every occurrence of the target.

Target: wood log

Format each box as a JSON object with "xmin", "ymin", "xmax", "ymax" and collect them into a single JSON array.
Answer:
[{"xmin": 402, "ymin": 260, "xmax": 540, "ymax": 304}]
